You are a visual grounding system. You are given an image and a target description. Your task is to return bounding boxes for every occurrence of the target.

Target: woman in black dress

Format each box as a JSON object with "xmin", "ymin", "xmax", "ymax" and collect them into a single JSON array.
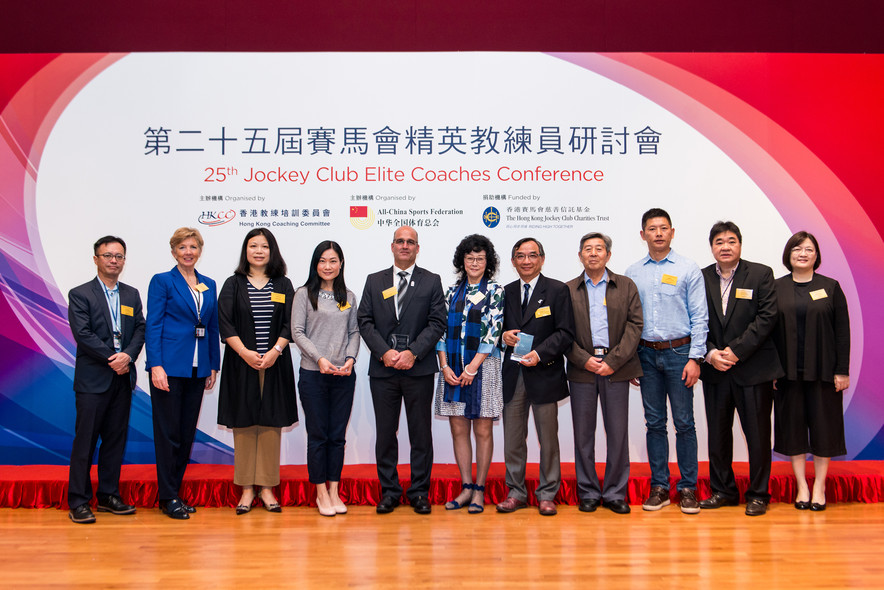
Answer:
[
  {"xmin": 773, "ymin": 231, "xmax": 850, "ymax": 511},
  {"xmin": 218, "ymin": 228, "xmax": 298, "ymax": 514}
]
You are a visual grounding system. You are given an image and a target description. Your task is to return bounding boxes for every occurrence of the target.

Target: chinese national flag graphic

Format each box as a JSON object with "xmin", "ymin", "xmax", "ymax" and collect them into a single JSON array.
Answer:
[{"xmin": 350, "ymin": 206, "xmax": 368, "ymax": 217}]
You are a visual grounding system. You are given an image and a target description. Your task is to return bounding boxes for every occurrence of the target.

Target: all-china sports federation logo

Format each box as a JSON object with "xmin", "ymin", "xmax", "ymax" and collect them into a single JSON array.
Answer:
[{"xmin": 350, "ymin": 205, "xmax": 375, "ymax": 229}]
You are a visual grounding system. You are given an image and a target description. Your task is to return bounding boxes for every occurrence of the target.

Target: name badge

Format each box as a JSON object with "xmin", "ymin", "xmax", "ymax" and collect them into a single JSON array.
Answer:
[
  {"xmin": 271, "ymin": 292, "xmax": 286, "ymax": 303},
  {"xmin": 468, "ymin": 291, "xmax": 486, "ymax": 305},
  {"xmin": 810, "ymin": 288, "xmax": 828, "ymax": 301},
  {"xmin": 662, "ymin": 274, "xmax": 678, "ymax": 286},
  {"xmin": 338, "ymin": 301, "xmax": 352, "ymax": 311},
  {"xmin": 382, "ymin": 286, "xmax": 398, "ymax": 300},
  {"xmin": 120, "ymin": 305, "xmax": 134, "ymax": 316},
  {"xmin": 535, "ymin": 306, "xmax": 551, "ymax": 318},
  {"xmin": 735, "ymin": 288, "xmax": 753, "ymax": 300},
  {"xmin": 195, "ymin": 283, "xmax": 209, "ymax": 293}
]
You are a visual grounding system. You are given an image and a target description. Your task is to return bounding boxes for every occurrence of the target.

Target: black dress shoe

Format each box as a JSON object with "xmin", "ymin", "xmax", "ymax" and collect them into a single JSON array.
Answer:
[
  {"xmin": 181, "ymin": 502, "xmax": 196, "ymax": 514},
  {"xmin": 745, "ymin": 499, "xmax": 768, "ymax": 516},
  {"xmin": 603, "ymin": 499, "xmax": 631, "ymax": 514},
  {"xmin": 161, "ymin": 498, "xmax": 190, "ymax": 520},
  {"xmin": 578, "ymin": 498, "xmax": 600, "ymax": 513},
  {"xmin": 96, "ymin": 495, "xmax": 136, "ymax": 515},
  {"xmin": 698, "ymin": 493, "xmax": 739, "ymax": 509},
  {"xmin": 794, "ymin": 500, "xmax": 811, "ymax": 510},
  {"xmin": 376, "ymin": 496, "xmax": 400, "ymax": 514},
  {"xmin": 810, "ymin": 502, "xmax": 827, "ymax": 512},
  {"xmin": 412, "ymin": 496, "xmax": 432, "ymax": 514},
  {"xmin": 69, "ymin": 504, "xmax": 96, "ymax": 524}
]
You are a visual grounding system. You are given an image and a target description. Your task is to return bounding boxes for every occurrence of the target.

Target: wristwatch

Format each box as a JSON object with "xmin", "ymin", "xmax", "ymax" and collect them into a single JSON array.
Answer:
[{"xmin": 274, "ymin": 344, "xmax": 284, "ymax": 354}]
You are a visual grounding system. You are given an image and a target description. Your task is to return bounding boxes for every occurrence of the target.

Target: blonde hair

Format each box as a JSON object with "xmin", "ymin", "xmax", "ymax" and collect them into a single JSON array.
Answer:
[{"xmin": 169, "ymin": 227, "xmax": 204, "ymax": 250}]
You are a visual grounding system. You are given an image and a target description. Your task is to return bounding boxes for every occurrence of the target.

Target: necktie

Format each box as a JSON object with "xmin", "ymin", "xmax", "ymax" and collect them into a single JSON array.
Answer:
[
  {"xmin": 397, "ymin": 271, "xmax": 408, "ymax": 316},
  {"xmin": 521, "ymin": 283, "xmax": 530, "ymax": 313}
]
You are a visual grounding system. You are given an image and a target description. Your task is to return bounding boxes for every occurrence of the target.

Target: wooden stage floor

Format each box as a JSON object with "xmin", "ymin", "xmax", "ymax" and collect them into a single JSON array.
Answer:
[{"xmin": 4, "ymin": 502, "xmax": 884, "ymax": 588}]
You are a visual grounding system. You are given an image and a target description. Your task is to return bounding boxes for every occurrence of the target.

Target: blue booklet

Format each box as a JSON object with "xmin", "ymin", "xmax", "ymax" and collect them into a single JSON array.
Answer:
[{"xmin": 510, "ymin": 333, "xmax": 534, "ymax": 362}]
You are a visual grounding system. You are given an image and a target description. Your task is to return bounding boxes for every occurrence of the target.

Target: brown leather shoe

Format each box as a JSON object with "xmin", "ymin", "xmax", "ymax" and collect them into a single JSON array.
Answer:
[
  {"xmin": 679, "ymin": 488, "xmax": 700, "ymax": 514},
  {"xmin": 745, "ymin": 499, "xmax": 768, "ymax": 516},
  {"xmin": 642, "ymin": 486, "xmax": 671, "ymax": 511},
  {"xmin": 496, "ymin": 497, "xmax": 528, "ymax": 513},
  {"xmin": 538, "ymin": 500, "xmax": 557, "ymax": 516}
]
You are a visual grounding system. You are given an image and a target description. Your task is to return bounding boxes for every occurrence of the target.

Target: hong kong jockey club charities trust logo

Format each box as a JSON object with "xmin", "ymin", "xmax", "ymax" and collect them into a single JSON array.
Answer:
[
  {"xmin": 198, "ymin": 210, "xmax": 236, "ymax": 227},
  {"xmin": 483, "ymin": 206, "xmax": 500, "ymax": 228},
  {"xmin": 349, "ymin": 205, "xmax": 375, "ymax": 229}
]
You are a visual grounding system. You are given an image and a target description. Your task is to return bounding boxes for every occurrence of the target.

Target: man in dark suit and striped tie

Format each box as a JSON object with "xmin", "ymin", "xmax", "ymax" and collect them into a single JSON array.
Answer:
[{"xmin": 357, "ymin": 226, "xmax": 446, "ymax": 514}]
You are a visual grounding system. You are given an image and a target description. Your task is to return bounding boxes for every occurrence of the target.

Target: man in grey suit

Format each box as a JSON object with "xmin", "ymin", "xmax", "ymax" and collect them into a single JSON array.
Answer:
[
  {"xmin": 496, "ymin": 237, "xmax": 574, "ymax": 516},
  {"xmin": 357, "ymin": 226, "xmax": 446, "ymax": 514},
  {"xmin": 67, "ymin": 236, "xmax": 145, "ymax": 523},
  {"xmin": 566, "ymin": 232, "xmax": 643, "ymax": 514}
]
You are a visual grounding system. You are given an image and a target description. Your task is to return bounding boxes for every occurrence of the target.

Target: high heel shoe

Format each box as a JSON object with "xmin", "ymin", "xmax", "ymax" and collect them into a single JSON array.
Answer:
[
  {"xmin": 445, "ymin": 483, "xmax": 474, "ymax": 510},
  {"xmin": 260, "ymin": 488, "xmax": 282, "ymax": 513}
]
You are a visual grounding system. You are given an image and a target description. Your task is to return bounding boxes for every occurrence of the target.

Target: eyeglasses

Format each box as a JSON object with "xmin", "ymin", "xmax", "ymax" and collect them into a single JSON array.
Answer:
[
  {"xmin": 393, "ymin": 239, "xmax": 418, "ymax": 246},
  {"xmin": 791, "ymin": 246, "xmax": 816, "ymax": 255},
  {"xmin": 97, "ymin": 253, "xmax": 126, "ymax": 261},
  {"xmin": 514, "ymin": 253, "xmax": 540, "ymax": 261},
  {"xmin": 465, "ymin": 256, "xmax": 486, "ymax": 264}
]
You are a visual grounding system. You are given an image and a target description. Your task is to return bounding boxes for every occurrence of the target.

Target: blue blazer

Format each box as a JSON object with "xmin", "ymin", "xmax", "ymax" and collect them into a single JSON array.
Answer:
[{"xmin": 145, "ymin": 266, "xmax": 221, "ymax": 378}]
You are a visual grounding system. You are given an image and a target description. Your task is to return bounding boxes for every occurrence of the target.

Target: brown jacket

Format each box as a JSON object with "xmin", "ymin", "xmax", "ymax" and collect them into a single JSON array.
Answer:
[{"xmin": 566, "ymin": 269, "xmax": 643, "ymax": 383}]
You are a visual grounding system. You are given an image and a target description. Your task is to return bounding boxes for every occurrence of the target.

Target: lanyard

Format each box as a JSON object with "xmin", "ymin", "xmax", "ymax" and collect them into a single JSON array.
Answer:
[
  {"xmin": 102, "ymin": 283, "xmax": 121, "ymax": 333},
  {"xmin": 189, "ymin": 285, "xmax": 203, "ymax": 322}
]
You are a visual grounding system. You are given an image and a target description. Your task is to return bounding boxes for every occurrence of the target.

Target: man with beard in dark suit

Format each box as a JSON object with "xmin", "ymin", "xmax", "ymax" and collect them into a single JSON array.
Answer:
[{"xmin": 357, "ymin": 226, "xmax": 446, "ymax": 515}]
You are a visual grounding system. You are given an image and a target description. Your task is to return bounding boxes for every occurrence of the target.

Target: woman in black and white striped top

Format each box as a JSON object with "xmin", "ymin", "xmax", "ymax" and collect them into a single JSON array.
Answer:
[{"xmin": 218, "ymin": 228, "xmax": 297, "ymax": 514}]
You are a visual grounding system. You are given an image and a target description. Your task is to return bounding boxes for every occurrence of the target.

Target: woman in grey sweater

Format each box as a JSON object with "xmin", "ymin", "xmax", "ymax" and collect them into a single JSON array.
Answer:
[{"xmin": 292, "ymin": 241, "xmax": 360, "ymax": 516}]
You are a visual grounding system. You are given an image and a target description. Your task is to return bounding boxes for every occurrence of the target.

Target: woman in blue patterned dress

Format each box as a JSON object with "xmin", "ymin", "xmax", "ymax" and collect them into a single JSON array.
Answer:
[{"xmin": 435, "ymin": 234, "xmax": 504, "ymax": 513}]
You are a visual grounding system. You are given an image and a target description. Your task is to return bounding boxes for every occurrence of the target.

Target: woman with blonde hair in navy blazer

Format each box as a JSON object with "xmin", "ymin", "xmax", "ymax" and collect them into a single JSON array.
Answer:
[{"xmin": 145, "ymin": 227, "xmax": 220, "ymax": 520}]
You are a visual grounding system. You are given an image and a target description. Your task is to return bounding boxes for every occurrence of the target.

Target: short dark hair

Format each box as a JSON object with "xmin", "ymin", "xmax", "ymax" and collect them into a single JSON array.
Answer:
[
  {"xmin": 303, "ymin": 240, "xmax": 348, "ymax": 310},
  {"xmin": 93, "ymin": 236, "xmax": 126, "ymax": 255},
  {"xmin": 641, "ymin": 208, "xmax": 672, "ymax": 229},
  {"xmin": 782, "ymin": 231, "xmax": 822, "ymax": 271},
  {"xmin": 579, "ymin": 232, "xmax": 612, "ymax": 252},
  {"xmin": 511, "ymin": 237, "xmax": 545, "ymax": 259},
  {"xmin": 234, "ymin": 227, "xmax": 287, "ymax": 278},
  {"xmin": 452, "ymin": 234, "xmax": 499, "ymax": 281},
  {"xmin": 708, "ymin": 221, "xmax": 742, "ymax": 246}
]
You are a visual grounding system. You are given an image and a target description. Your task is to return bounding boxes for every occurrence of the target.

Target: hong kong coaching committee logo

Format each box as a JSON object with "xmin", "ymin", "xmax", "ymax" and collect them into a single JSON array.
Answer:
[
  {"xmin": 198, "ymin": 210, "xmax": 236, "ymax": 227},
  {"xmin": 349, "ymin": 205, "xmax": 375, "ymax": 229},
  {"xmin": 482, "ymin": 206, "xmax": 500, "ymax": 228}
]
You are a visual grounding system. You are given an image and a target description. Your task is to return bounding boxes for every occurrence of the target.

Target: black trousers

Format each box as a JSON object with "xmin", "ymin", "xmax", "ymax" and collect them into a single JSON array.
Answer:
[
  {"xmin": 703, "ymin": 378, "xmax": 773, "ymax": 503},
  {"xmin": 150, "ymin": 375, "xmax": 205, "ymax": 502},
  {"xmin": 370, "ymin": 373, "xmax": 434, "ymax": 502},
  {"xmin": 68, "ymin": 373, "xmax": 132, "ymax": 509}
]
